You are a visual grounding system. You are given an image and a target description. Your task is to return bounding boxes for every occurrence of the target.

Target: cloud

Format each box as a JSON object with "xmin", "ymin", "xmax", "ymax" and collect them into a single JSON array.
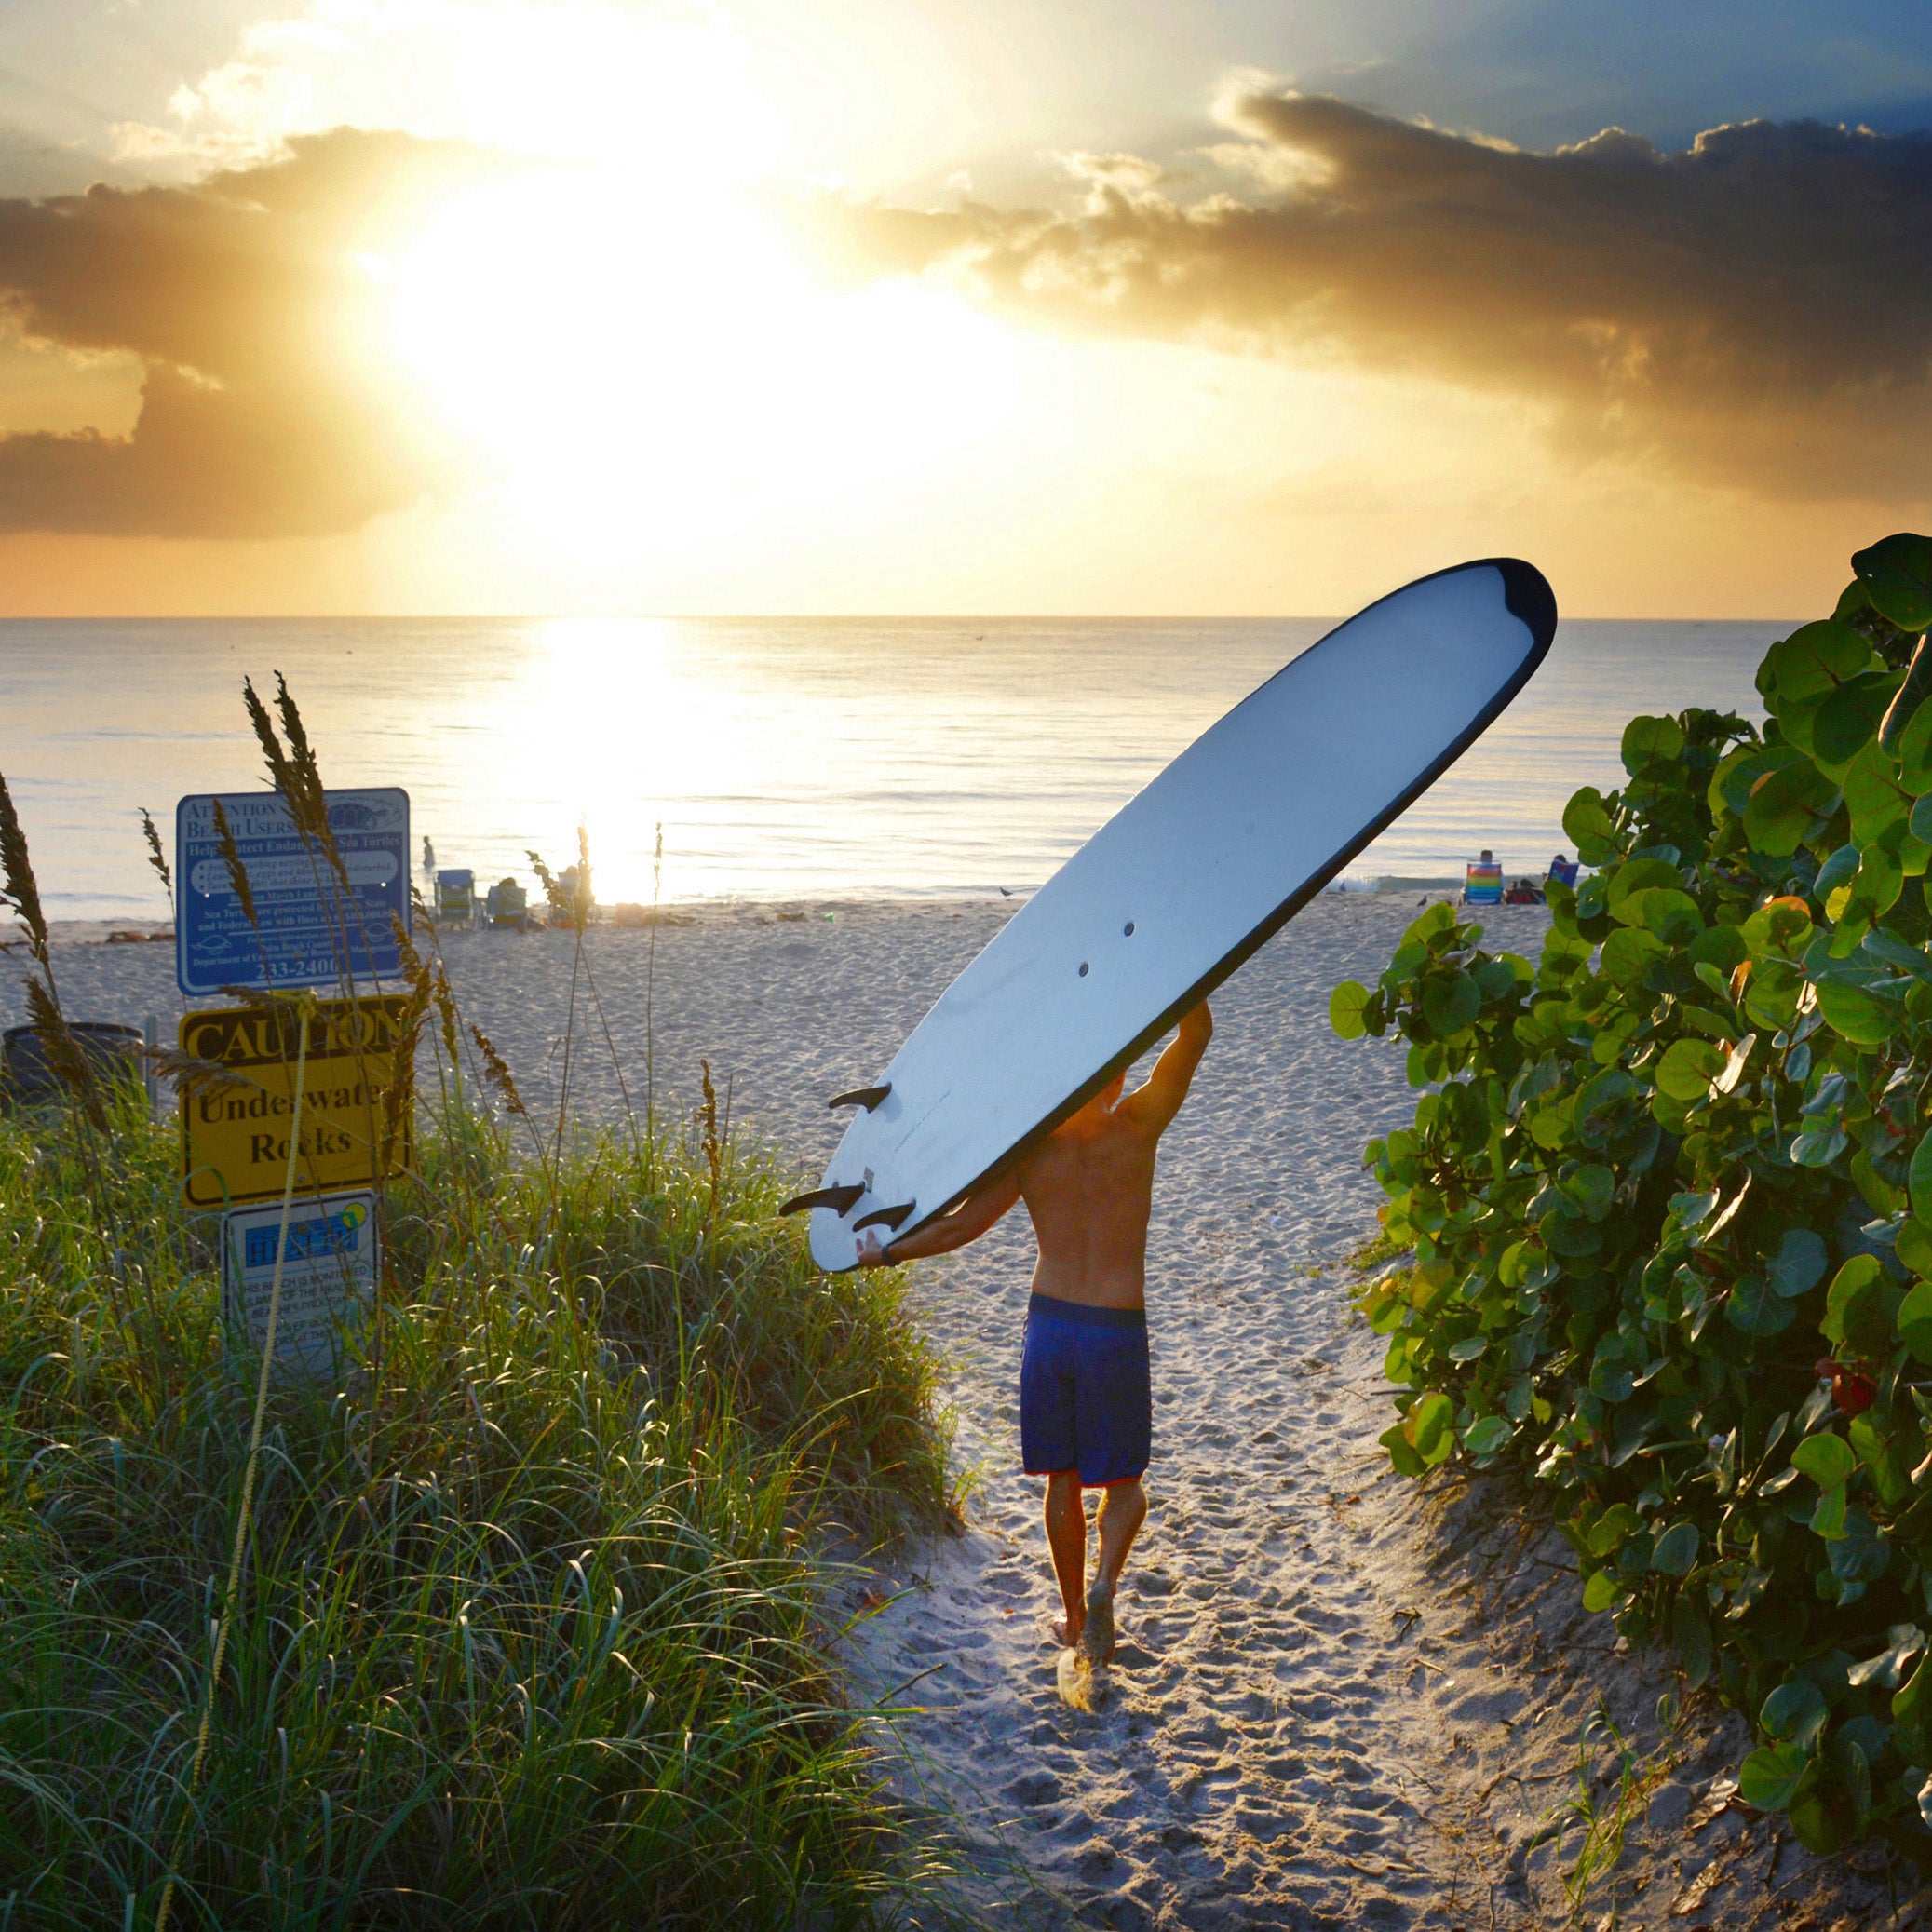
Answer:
[
  {"xmin": 806, "ymin": 93, "xmax": 1932, "ymax": 502},
  {"xmin": 0, "ymin": 128, "xmax": 498, "ymax": 538}
]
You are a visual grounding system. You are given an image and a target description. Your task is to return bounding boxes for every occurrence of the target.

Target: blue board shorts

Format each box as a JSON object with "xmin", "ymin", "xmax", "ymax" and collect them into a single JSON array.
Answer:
[{"xmin": 1020, "ymin": 1293, "xmax": 1151, "ymax": 1487}]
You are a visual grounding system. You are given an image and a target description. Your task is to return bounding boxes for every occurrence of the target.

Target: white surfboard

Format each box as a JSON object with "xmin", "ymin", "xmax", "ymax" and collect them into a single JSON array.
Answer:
[{"xmin": 785, "ymin": 559, "xmax": 1557, "ymax": 1271}]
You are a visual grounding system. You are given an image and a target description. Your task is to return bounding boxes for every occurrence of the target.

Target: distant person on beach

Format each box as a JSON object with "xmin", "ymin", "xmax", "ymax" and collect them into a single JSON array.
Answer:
[{"xmin": 856, "ymin": 1002, "xmax": 1214, "ymax": 1669}]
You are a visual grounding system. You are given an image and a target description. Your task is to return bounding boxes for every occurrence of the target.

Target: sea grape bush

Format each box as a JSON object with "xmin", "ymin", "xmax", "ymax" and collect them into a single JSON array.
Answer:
[{"xmin": 1330, "ymin": 534, "xmax": 1932, "ymax": 1863}]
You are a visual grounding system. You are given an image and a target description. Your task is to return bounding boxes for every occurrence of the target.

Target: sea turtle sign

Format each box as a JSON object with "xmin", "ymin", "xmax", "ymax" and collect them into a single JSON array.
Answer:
[
  {"xmin": 179, "ymin": 995, "xmax": 413, "ymax": 1209},
  {"xmin": 176, "ymin": 787, "xmax": 411, "ymax": 996},
  {"xmin": 222, "ymin": 1191, "xmax": 379, "ymax": 1383}
]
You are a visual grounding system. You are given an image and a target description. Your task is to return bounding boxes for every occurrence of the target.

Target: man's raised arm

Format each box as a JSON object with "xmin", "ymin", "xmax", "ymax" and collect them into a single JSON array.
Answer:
[
  {"xmin": 1123, "ymin": 1000, "xmax": 1213, "ymax": 1135},
  {"xmin": 855, "ymin": 1167, "xmax": 1022, "ymax": 1267}
]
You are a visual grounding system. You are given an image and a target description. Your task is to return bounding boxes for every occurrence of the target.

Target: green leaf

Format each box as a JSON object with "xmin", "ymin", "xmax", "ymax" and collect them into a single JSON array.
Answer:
[
  {"xmin": 1853, "ymin": 531, "xmax": 1932, "ymax": 631},
  {"xmin": 1846, "ymin": 1624, "xmax": 1925, "ymax": 1691},
  {"xmin": 1768, "ymin": 1228, "xmax": 1828, "ymax": 1298},
  {"xmin": 1910, "ymin": 1132, "xmax": 1932, "ymax": 1224},
  {"xmin": 1422, "ymin": 971, "xmax": 1481, "ymax": 1039},
  {"xmin": 1743, "ymin": 959, "xmax": 1804, "ymax": 1032},
  {"xmin": 1893, "ymin": 1653, "xmax": 1932, "ymax": 1765},
  {"xmin": 1621, "ymin": 713, "xmax": 1685, "ymax": 773},
  {"xmin": 1407, "ymin": 1391, "xmax": 1454, "ymax": 1467},
  {"xmin": 1762, "ymin": 1678, "xmax": 1830, "ymax": 1751},
  {"xmin": 1898, "ymin": 1280, "xmax": 1932, "ymax": 1362},
  {"xmin": 1590, "ymin": 1336, "xmax": 1638, "ymax": 1401},
  {"xmin": 1562, "ymin": 786, "xmax": 1618, "ymax": 861},
  {"xmin": 1379, "ymin": 1421, "xmax": 1425, "ymax": 1479},
  {"xmin": 1655, "ymin": 1037, "xmax": 1725, "ymax": 1101},
  {"xmin": 1771, "ymin": 620, "xmax": 1871, "ymax": 704},
  {"xmin": 1398, "ymin": 898, "xmax": 1459, "ymax": 952},
  {"xmin": 1740, "ymin": 897, "xmax": 1815, "ymax": 959},
  {"xmin": 1816, "ymin": 978, "xmax": 1898, "ymax": 1047},
  {"xmin": 1601, "ymin": 925, "xmax": 1667, "ymax": 986},
  {"xmin": 1674, "ymin": 1599, "xmax": 1714, "ymax": 1688},
  {"xmin": 1574, "ymin": 1068, "xmax": 1639, "ymax": 1143},
  {"xmin": 1812, "ymin": 1482, "xmax": 1849, "ymax": 1540},
  {"xmin": 1793, "ymin": 1433, "xmax": 1856, "ymax": 1488},
  {"xmin": 1727, "ymin": 1274, "xmax": 1795, "ymax": 1336},
  {"xmin": 1845, "ymin": 740, "xmax": 1913, "ymax": 841},
  {"xmin": 1559, "ymin": 1163, "xmax": 1616, "ymax": 1219},
  {"xmin": 1607, "ymin": 855, "xmax": 1684, "ymax": 905},
  {"xmin": 1463, "ymin": 1414, "xmax": 1511, "ymax": 1457},
  {"xmin": 1898, "ymin": 686, "xmax": 1932, "ymax": 792},
  {"xmin": 1745, "ymin": 760, "xmax": 1835, "ymax": 857},
  {"xmin": 1814, "ymin": 672, "xmax": 1897, "ymax": 766},
  {"xmin": 1330, "ymin": 980, "xmax": 1371, "ymax": 1040},
  {"xmin": 1541, "ymin": 1208, "xmax": 1602, "ymax": 1257},
  {"xmin": 1791, "ymin": 1125, "xmax": 1850, "ymax": 1168},
  {"xmin": 1651, "ymin": 1520, "xmax": 1699, "ymax": 1576},
  {"xmin": 1639, "ymin": 888, "xmax": 1706, "ymax": 943},
  {"xmin": 1898, "ymin": 1217, "xmax": 1932, "ymax": 1278},
  {"xmin": 1814, "ymin": 842, "xmax": 1862, "ymax": 898},
  {"xmin": 1738, "ymin": 1742, "xmax": 1808, "ymax": 1812},
  {"xmin": 1823, "ymin": 1256, "xmax": 1884, "ymax": 1347},
  {"xmin": 1583, "ymin": 1568, "xmax": 1628, "ymax": 1613},
  {"xmin": 1689, "ymin": 921, "xmax": 1750, "ymax": 971}
]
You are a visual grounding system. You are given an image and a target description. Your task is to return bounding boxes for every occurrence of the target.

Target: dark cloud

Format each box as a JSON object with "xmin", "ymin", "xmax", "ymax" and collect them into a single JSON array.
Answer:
[
  {"xmin": 808, "ymin": 96, "xmax": 1932, "ymax": 501},
  {"xmin": 0, "ymin": 129, "xmax": 498, "ymax": 538}
]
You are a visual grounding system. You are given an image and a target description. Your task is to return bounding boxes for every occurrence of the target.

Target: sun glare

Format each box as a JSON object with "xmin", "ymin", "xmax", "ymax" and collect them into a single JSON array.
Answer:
[{"xmin": 385, "ymin": 166, "xmax": 1017, "ymax": 564}]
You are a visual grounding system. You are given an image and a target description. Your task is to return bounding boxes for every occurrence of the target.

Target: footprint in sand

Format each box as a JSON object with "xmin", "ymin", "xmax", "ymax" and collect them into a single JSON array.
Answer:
[{"xmin": 1056, "ymin": 1646, "xmax": 1110, "ymax": 1711}]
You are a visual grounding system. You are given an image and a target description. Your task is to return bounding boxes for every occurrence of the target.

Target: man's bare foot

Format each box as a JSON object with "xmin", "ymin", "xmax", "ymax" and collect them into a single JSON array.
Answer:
[
  {"xmin": 1078, "ymin": 1585, "xmax": 1115, "ymax": 1665},
  {"xmin": 1051, "ymin": 1617, "xmax": 1084, "ymax": 1650}
]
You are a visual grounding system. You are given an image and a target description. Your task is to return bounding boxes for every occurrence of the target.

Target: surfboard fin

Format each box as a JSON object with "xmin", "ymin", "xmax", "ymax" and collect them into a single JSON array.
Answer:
[
  {"xmin": 853, "ymin": 1200, "xmax": 915, "ymax": 1233},
  {"xmin": 777, "ymin": 1182, "xmax": 866, "ymax": 1217},
  {"xmin": 828, "ymin": 1083, "xmax": 892, "ymax": 1111}
]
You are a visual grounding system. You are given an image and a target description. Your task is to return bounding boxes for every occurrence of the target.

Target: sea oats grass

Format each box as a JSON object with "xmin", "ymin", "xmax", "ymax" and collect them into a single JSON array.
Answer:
[{"xmin": 0, "ymin": 1070, "xmax": 951, "ymax": 1929}]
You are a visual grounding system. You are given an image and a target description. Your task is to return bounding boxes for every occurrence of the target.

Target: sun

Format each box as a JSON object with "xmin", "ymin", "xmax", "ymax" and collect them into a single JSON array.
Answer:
[{"xmin": 382, "ymin": 164, "xmax": 1018, "ymax": 565}]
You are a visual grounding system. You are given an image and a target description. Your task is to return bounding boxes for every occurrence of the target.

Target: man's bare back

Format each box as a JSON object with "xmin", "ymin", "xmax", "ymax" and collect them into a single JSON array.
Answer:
[{"xmin": 856, "ymin": 1002, "xmax": 1212, "ymax": 1668}]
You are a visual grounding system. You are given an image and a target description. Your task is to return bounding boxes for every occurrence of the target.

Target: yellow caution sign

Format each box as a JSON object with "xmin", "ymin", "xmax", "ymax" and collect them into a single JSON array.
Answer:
[{"xmin": 179, "ymin": 995, "xmax": 413, "ymax": 1209}]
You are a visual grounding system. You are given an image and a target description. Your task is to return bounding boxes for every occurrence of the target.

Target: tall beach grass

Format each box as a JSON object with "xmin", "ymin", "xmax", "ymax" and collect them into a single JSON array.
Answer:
[{"xmin": 0, "ymin": 698, "xmax": 955, "ymax": 1927}]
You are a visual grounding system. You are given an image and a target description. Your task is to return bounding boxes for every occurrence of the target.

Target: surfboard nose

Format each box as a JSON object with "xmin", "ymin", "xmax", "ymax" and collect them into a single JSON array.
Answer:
[{"xmin": 1489, "ymin": 557, "xmax": 1559, "ymax": 653}]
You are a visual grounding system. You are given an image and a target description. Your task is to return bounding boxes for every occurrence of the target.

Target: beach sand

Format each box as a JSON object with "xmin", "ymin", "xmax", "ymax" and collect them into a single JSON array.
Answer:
[{"xmin": 5, "ymin": 898, "xmax": 1921, "ymax": 1928}]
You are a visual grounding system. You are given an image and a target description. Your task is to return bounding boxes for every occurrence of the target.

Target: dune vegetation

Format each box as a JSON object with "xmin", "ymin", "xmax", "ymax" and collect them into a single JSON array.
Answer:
[
  {"xmin": 0, "ymin": 688, "xmax": 952, "ymax": 1928},
  {"xmin": 1335, "ymin": 534, "xmax": 1932, "ymax": 1867}
]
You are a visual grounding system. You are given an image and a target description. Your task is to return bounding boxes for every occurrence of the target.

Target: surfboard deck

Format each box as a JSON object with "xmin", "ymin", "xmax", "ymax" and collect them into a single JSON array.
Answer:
[{"xmin": 790, "ymin": 558, "xmax": 1557, "ymax": 1272}]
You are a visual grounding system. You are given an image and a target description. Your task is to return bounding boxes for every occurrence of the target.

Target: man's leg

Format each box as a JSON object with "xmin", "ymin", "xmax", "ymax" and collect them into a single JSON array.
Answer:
[
  {"xmin": 1044, "ymin": 1469, "xmax": 1088, "ymax": 1648},
  {"xmin": 1079, "ymin": 1477, "xmax": 1146, "ymax": 1663}
]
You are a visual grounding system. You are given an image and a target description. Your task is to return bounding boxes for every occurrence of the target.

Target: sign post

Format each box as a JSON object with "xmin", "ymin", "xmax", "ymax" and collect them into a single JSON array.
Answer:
[
  {"xmin": 221, "ymin": 1192, "xmax": 380, "ymax": 1383},
  {"xmin": 176, "ymin": 788, "xmax": 411, "ymax": 998},
  {"xmin": 179, "ymin": 995, "xmax": 412, "ymax": 1209}
]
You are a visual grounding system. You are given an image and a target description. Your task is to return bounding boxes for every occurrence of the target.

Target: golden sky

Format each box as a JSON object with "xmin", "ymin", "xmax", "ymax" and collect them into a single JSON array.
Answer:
[{"xmin": 0, "ymin": 0, "xmax": 1927, "ymax": 616}]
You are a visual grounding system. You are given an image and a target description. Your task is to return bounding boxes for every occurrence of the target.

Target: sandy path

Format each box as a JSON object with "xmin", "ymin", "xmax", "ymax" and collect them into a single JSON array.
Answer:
[{"xmin": 6, "ymin": 898, "xmax": 1922, "ymax": 1927}]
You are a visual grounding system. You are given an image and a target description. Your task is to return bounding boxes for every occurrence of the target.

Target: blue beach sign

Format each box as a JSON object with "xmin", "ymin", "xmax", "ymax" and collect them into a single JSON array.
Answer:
[{"xmin": 176, "ymin": 788, "xmax": 411, "ymax": 996}]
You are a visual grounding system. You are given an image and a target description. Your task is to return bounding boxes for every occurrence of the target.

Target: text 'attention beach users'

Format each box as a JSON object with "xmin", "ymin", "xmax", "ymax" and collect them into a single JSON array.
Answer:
[{"xmin": 857, "ymin": 1003, "xmax": 1214, "ymax": 1668}]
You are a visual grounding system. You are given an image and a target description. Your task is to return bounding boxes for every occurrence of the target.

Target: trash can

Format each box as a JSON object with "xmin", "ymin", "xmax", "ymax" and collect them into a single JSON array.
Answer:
[{"xmin": 1, "ymin": 1021, "xmax": 146, "ymax": 1110}]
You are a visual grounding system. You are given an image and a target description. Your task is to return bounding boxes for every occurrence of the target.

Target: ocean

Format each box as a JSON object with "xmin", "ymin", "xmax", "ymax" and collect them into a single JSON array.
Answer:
[{"xmin": 0, "ymin": 615, "xmax": 1779, "ymax": 923}]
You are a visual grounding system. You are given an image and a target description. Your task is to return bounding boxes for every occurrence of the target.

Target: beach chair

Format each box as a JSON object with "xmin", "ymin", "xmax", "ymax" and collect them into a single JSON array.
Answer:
[
  {"xmin": 1547, "ymin": 855, "xmax": 1580, "ymax": 889},
  {"xmin": 435, "ymin": 869, "xmax": 477, "ymax": 929},
  {"xmin": 486, "ymin": 879, "xmax": 528, "ymax": 929},
  {"xmin": 1462, "ymin": 862, "xmax": 1504, "ymax": 906}
]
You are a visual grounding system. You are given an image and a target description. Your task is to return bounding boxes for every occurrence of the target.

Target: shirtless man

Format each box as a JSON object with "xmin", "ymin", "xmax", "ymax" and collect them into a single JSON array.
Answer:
[{"xmin": 857, "ymin": 1002, "xmax": 1213, "ymax": 1665}]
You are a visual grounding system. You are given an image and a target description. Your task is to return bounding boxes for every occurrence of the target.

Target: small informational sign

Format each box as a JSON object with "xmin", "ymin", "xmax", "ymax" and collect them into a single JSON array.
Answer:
[
  {"xmin": 179, "ymin": 995, "xmax": 413, "ymax": 1209},
  {"xmin": 222, "ymin": 1191, "xmax": 378, "ymax": 1383},
  {"xmin": 176, "ymin": 788, "xmax": 411, "ymax": 997}
]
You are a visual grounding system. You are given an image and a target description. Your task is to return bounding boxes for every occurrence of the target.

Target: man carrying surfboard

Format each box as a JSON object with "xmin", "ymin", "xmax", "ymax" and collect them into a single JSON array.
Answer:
[{"xmin": 857, "ymin": 1001, "xmax": 1213, "ymax": 1666}]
